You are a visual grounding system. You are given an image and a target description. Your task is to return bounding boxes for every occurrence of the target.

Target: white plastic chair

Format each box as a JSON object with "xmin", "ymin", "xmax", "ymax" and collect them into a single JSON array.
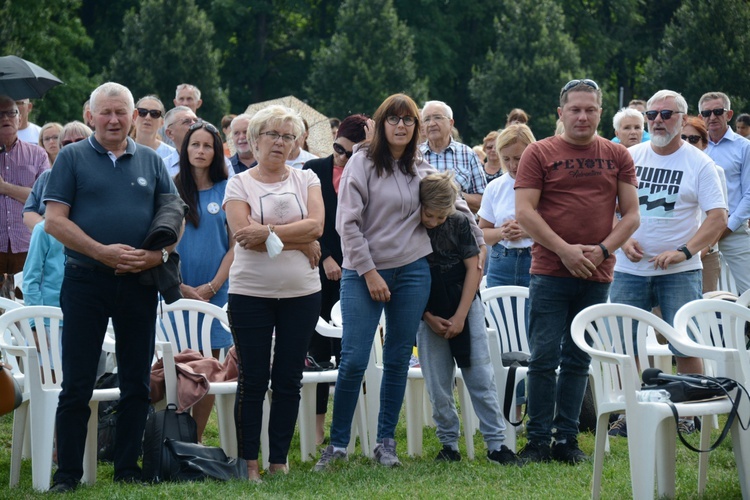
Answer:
[
  {"xmin": 155, "ymin": 299, "xmax": 272, "ymax": 467},
  {"xmin": 297, "ymin": 317, "xmax": 369, "ymax": 461},
  {"xmin": 0, "ymin": 306, "xmax": 119, "ymax": 491},
  {"xmin": 572, "ymin": 303, "xmax": 741, "ymax": 500},
  {"xmin": 673, "ymin": 298, "xmax": 750, "ymax": 497},
  {"xmin": 718, "ymin": 253, "xmax": 739, "ymax": 295},
  {"xmin": 480, "ymin": 286, "xmax": 530, "ymax": 452}
]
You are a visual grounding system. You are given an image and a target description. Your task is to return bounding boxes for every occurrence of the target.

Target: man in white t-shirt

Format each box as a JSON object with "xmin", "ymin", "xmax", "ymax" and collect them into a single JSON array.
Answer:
[
  {"xmin": 15, "ymin": 99, "xmax": 42, "ymax": 145},
  {"xmin": 609, "ymin": 90, "xmax": 727, "ymax": 436}
]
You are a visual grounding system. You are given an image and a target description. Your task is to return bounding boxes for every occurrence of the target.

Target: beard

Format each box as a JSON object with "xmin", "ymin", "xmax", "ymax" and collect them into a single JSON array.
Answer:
[{"xmin": 650, "ymin": 128, "xmax": 679, "ymax": 148}]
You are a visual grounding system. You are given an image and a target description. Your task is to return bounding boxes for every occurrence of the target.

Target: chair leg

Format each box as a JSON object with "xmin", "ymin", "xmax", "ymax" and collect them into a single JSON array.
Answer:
[
  {"xmin": 405, "ymin": 378, "xmax": 424, "ymax": 457},
  {"xmin": 260, "ymin": 389, "xmax": 271, "ymax": 470},
  {"xmin": 298, "ymin": 383, "xmax": 318, "ymax": 462},
  {"xmin": 215, "ymin": 393, "xmax": 237, "ymax": 458},
  {"xmin": 731, "ymin": 417, "xmax": 750, "ymax": 498},
  {"xmin": 655, "ymin": 419, "xmax": 676, "ymax": 499},
  {"xmin": 81, "ymin": 401, "xmax": 99, "ymax": 485},
  {"xmin": 353, "ymin": 390, "xmax": 369, "ymax": 457},
  {"xmin": 456, "ymin": 378, "xmax": 476, "ymax": 460},
  {"xmin": 591, "ymin": 413, "xmax": 612, "ymax": 500},
  {"xmin": 627, "ymin": 416, "xmax": 658, "ymax": 500},
  {"xmin": 698, "ymin": 416, "xmax": 711, "ymax": 494},
  {"xmin": 30, "ymin": 394, "xmax": 58, "ymax": 492},
  {"xmin": 9, "ymin": 401, "xmax": 29, "ymax": 487}
]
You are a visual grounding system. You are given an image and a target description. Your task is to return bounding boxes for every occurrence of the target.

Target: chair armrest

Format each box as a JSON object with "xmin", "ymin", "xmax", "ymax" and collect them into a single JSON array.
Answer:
[
  {"xmin": 315, "ymin": 317, "xmax": 343, "ymax": 339},
  {"xmin": 155, "ymin": 340, "xmax": 178, "ymax": 406},
  {"xmin": 658, "ymin": 328, "xmax": 733, "ymax": 365}
]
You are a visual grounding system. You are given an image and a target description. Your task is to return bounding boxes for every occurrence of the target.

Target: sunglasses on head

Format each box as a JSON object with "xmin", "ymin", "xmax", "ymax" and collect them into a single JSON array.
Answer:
[
  {"xmin": 62, "ymin": 137, "xmax": 86, "ymax": 147},
  {"xmin": 561, "ymin": 79, "xmax": 599, "ymax": 94},
  {"xmin": 681, "ymin": 134, "xmax": 702, "ymax": 145},
  {"xmin": 644, "ymin": 110, "xmax": 683, "ymax": 121},
  {"xmin": 700, "ymin": 108, "xmax": 727, "ymax": 118},
  {"xmin": 188, "ymin": 120, "xmax": 219, "ymax": 135},
  {"xmin": 332, "ymin": 143, "xmax": 353, "ymax": 158},
  {"xmin": 137, "ymin": 108, "xmax": 163, "ymax": 119}
]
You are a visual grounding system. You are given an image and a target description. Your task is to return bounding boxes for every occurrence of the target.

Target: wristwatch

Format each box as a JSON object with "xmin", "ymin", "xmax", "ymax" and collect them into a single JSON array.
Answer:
[
  {"xmin": 677, "ymin": 245, "xmax": 692, "ymax": 260},
  {"xmin": 598, "ymin": 243, "xmax": 610, "ymax": 260},
  {"xmin": 161, "ymin": 248, "xmax": 169, "ymax": 263}
]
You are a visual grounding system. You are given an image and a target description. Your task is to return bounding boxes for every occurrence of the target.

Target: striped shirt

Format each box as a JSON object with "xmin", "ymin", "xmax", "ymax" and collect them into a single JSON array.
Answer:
[
  {"xmin": 419, "ymin": 139, "xmax": 487, "ymax": 194},
  {"xmin": 0, "ymin": 139, "xmax": 49, "ymax": 252}
]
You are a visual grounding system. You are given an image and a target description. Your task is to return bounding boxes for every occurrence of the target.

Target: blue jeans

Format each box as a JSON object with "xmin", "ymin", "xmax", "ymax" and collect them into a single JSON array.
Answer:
[
  {"xmin": 525, "ymin": 275, "xmax": 610, "ymax": 445},
  {"xmin": 418, "ymin": 297, "xmax": 507, "ymax": 451},
  {"xmin": 609, "ymin": 270, "xmax": 702, "ymax": 355},
  {"xmin": 330, "ymin": 258, "xmax": 431, "ymax": 447},
  {"xmin": 486, "ymin": 244, "xmax": 531, "ymax": 288},
  {"xmin": 227, "ymin": 292, "xmax": 321, "ymax": 464},
  {"xmin": 54, "ymin": 264, "xmax": 158, "ymax": 483}
]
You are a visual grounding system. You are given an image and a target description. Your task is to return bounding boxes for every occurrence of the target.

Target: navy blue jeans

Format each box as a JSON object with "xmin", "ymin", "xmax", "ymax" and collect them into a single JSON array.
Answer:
[
  {"xmin": 54, "ymin": 264, "xmax": 157, "ymax": 483},
  {"xmin": 228, "ymin": 292, "xmax": 320, "ymax": 464},
  {"xmin": 525, "ymin": 274, "xmax": 610, "ymax": 445},
  {"xmin": 485, "ymin": 244, "xmax": 531, "ymax": 288}
]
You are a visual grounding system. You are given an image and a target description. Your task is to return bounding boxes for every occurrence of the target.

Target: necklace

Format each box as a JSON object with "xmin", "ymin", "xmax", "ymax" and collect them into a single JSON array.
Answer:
[{"xmin": 256, "ymin": 165, "xmax": 289, "ymax": 183}]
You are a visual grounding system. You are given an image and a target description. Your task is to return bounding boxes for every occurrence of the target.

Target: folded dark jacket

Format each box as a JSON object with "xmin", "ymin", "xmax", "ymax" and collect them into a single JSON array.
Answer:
[
  {"xmin": 139, "ymin": 193, "xmax": 189, "ymax": 304},
  {"xmin": 426, "ymin": 262, "xmax": 473, "ymax": 368}
]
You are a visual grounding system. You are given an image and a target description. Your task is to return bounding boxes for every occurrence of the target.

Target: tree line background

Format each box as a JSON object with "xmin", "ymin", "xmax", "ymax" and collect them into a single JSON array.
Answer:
[{"xmin": 1, "ymin": 0, "xmax": 749, "ymax": 145}]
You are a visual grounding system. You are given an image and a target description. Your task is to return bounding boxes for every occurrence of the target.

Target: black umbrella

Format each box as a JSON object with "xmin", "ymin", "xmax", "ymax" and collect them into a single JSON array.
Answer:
[{"xmin": 0, "ymin": 55, "xmax": 63, "ymax": 100}]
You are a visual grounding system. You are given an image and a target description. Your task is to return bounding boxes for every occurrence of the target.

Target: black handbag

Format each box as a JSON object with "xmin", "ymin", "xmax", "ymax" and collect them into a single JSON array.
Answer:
[
  {"xmin": 501, "ymin": 352, "xmax": 529, "ymax": 427},
  {"xmin": 164, "ymin": 439, "xmax": 248, "ymax": 481}
]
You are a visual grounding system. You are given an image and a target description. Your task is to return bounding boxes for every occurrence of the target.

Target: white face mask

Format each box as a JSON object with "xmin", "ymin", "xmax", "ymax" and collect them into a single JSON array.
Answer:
[{"xmin": 265, "ymin": 226, "xmax": 284, "ymax": 258}]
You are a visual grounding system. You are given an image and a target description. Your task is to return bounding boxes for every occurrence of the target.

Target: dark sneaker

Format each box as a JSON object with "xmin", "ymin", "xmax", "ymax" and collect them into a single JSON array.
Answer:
[
  {"xmin": 608, "ymin": 415, "xmax": 628, "ymax": 437},
  {"xmin": 373, "ymin": 438, "xmax": 402, "ymax": 467},
  {"xmin": 313, "ymin": 445, "xmax": 348, "ymax": 471},
  {"xmin": 435, "ymin": 445, "xmax": 461, "ymax": 462},
  {"xmin": 551, "ymin": 439, "xmax": 588, "ymax": 465},
  {"xmin": 678, "ymin": 418, "xmax": 696, "ymax": 435},
  {"xmin": 517, "ymin": 441, "xmax": 550, "ymax": 464},
  {"xmin": 48, "ymin": 480, "xmax": 78, "ymax": 494},
  {"xmin": 487, "ymin": 445, "xmax": 521, "ymax": 466}
]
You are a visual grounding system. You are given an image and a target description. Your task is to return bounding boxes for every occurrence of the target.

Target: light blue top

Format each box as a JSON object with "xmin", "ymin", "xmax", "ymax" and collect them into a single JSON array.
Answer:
[
  {"xmin": 705, "ymin": 127, "xmax": 750, "ymax": 231},
  {"xmin": 22, "ymin": 220, "xmax": 64, "ymax": 307},
  {"xmin": 176, "ymin": 180, "xmax": 232, "ymax": 348},
  {"xmin": 611, "ymin": 130, "xmax": 651, "ymax": 144},
  {"xmin": 23, "ymin": 169, "xmax": 52, "ymax": 216}
]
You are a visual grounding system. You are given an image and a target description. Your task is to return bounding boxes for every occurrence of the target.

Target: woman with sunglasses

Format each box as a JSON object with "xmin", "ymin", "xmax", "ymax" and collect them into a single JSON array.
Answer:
[
  {"xmin": 224, "ymin": 105, "xmax": 324, "ymax": 480},
  {"xmin": 38, "ymin": 122, "xmax": 63, "ymax": 165},
  {"xmin": 302, "ymin": 114, "xmax": 371, "ymax": 446},
  {"xmin": 172, "ymin": 121, "xmax": 234, "ymax": 440},
  {"xmin": 681, "ymin": 115, "xmax": 727, "ymax": 294},
  {"xmin": 132, "ymin": 95, "xmax": 177, "ymax": 162},
  {"xmin": 23, "ymin": 121, "xmax": 93, "ymax": 231},
  {"xmin": 315, "ymin": 93, "xmax": 484, "ymax": 470}
]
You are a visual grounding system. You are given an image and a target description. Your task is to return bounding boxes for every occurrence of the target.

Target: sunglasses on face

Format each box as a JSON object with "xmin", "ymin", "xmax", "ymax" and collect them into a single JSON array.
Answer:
[
  {"xmin": 385, "ymin": 115, "xmax": 416, "ymax": 126},
  {"xmin": 137, "ymin": 108, "xmax": 163, "ymax": 119},
  {"xmin": 561, "ymin": 79, "xmax": 599, "ymax": 94},
  {"xmin": 188, "ymin": 120, "xmax": 219, "ymax": 135},
  {"xmin": 681, "ymin": 134, "xmax": 702, "ymax": 145},
  {"xmin": 700, "ymin": 108, "xmax": 727, "ymax": 118},
  {"xmin": 333, "ymin": 143, "xmax": 353, "ymax": 158},
  {"xmin": 644, "ymin": 110, "xmax": 683, "ymax": 121},
  {"xmin": 62, "ymin": 137, "xmax": 86, "ymax": 147},
  {"xmin": 0, "ymin": 110, "xmax": 19, "ymax": 119}
]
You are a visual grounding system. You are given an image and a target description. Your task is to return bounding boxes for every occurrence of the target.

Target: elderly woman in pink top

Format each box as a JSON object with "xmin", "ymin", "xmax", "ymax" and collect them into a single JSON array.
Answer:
[{"xmin": 223, "ymin": 104, "xmax": 324, "ymax": 481}]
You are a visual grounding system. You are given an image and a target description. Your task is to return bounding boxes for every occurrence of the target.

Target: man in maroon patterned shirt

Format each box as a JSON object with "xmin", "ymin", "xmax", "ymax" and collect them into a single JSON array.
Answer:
[{"xmin": 0, "ymin": 95, "xmax": 49, "ymax": 275}]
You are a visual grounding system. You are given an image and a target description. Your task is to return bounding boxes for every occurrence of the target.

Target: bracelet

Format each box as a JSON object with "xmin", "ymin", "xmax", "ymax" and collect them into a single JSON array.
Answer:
[
  {"xmin": 598, "ymin": 243, "xmax": 610, "ymax": 260},
  {"xmin": 677, "ymin": 245, "xmax": 692, "ymax": 260},
  {"xmin": 207, "ymin": 282, "xmax": 217, "ymax": 295}
]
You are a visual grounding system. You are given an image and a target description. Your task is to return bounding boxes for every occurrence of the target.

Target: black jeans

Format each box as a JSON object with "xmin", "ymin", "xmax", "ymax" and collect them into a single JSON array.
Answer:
[
  {"xmin": 53, "ymin": 264, "xmax": 157, "ymax": 483},
  {"xmin": 228, "ymin": 292, "xmax": 320, "ymax": 464}
]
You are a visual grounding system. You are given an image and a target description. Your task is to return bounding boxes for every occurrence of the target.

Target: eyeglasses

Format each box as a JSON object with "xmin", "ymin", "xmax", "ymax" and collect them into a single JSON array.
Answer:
[
  {"xmin": 385, "ymin": 115, "xmax": 416, "ymax": 126},
  {"xmin": 259, "ymin": 131, "xmax": 296, "ymax": 144},
  {"xmin": 137, "ymin": 108, "xmax": 163, "ymax": 119},
  {"xmin": 43, "ymin": 135, "xmax": 60, "ymax": 143},
  {"xmin": 333, "ymin": 143, "xmax": 353, "ymax": 158},
  {"xmin": 188, "ymin": 120, "xmax": 219, "ymax": 134},
  {"xmin": 422, "ymin": 114, "xmax": 447, "ymax": 124},
  {"xmin": 0, "ymin": 110, "xmax": 19, "ymax": 119},
  {"xmin": 644, "ymin": 110, "xmax": 683, "ymax": 121},
  {"xmin": 62, "ymin": 137, "xmax": 86, "ymax": 147},
  {"xmin": 681, "ymin": 134, "xmax": 702, "ymax": 145},
  {"xmin": 561, "ymin": 79, "xmax": 599, "ymax": 94},
  {"xmin": 168, "ymin": 117, "xmax": 198, "ymax": 128},
  {"xmin": 700, "ymin": 108, "xmax": 727, "ymax": 118}
]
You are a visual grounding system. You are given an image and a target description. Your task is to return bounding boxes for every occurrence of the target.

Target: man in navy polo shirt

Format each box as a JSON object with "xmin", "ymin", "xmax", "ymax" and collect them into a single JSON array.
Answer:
[{"xmin": 44, "ymin": 82, "xmax": 179, "ymax": 492}]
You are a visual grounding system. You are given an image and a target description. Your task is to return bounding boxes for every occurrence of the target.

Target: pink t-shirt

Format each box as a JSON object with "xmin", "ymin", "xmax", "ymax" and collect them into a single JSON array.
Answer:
[{"xmin": 223, "ymin": 168, "xmax": 322, "ymax": 298}]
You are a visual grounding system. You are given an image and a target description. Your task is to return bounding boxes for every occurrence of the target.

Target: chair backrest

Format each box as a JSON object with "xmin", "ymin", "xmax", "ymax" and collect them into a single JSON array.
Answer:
[
  {"xmin": 719, "ymin": 255, "xmax": 738, "ymax": 295},
  {"xmin": 0, "ymin": 305, "xmax": 64, "ymax": 391},
  {"xmin": 155, "ymin": 299, "xmax": 228, "ymax": 358},
  {"xmin": 315, "ymin": 317, "xmax": 343, "ymax": 340},
  {"xmin": 571, "ymin": 303, "xmax": 669, "ymax": 408},
  {"xmin": 673, "ymin": 299, "xmax": 750, "ymax": 382},
  {"xmin": 737, "ymin": 289, "xmax": 750, "ymax": 308},
  {"xmin": 0, "ymin": 298, "xmax": 25, "ymax": 375},
  {"xmin": 480, "ymin": 286, "xmax": 530, "ymax": 355}
]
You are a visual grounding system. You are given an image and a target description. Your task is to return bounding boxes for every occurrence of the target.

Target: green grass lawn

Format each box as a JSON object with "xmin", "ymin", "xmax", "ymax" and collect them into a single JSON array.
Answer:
[{"xmin": 0, "ymin": 400, "xmax": 742, "ymax": 499}]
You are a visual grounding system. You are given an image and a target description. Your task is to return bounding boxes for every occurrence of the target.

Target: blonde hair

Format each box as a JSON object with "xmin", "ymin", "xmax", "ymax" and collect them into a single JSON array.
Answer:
[
  {"xmin": 420, "ymin": 171, "xmax": 459, "ymax": 215},
  {"xmin": 495, "ymin": 124, "xmax": 536, "ymax": 172},
  {"xmin": 247, "ymin": 104, "xmax": 304, "ymax": 146}
]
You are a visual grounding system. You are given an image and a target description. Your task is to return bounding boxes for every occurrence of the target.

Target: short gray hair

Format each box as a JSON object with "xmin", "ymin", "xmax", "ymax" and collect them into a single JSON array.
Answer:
[
  {"xmin": 613, "ymin": 107, "xmax": 645, "ymax": 131},
  {"xmin": 247, "ymin": 105, "xmax": 304, "ymax": 145},
  {"xmin": 164, "ymin": 106, "xmax": 193, "ymax": 128},
  {"xmin": 699, "ymin": 91, "xmax": 731, "ymax": 111},
  {"xmin": 230, "ymin": 113, "xmax": 253, "ymax": 133},
  {"xmin": 647, "ymin": 90, "xmax": 688, "ymax": 113},
  {"xmin": 175, "ymin": 83, "xmax": 201, "ymax": 100},
  {"xmin": 422, "ymin": 100, "xmax": 453, "ymax": 119},
  {"xmin": 89, "ymin": 82, "xmax": 134, "ymax": 113}
]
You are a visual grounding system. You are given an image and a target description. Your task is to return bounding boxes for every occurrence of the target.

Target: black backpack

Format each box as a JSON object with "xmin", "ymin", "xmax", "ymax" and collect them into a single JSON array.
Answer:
[{"xmin": 142, "ymin": 403, "xmax": 198, "ymax": 482}]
